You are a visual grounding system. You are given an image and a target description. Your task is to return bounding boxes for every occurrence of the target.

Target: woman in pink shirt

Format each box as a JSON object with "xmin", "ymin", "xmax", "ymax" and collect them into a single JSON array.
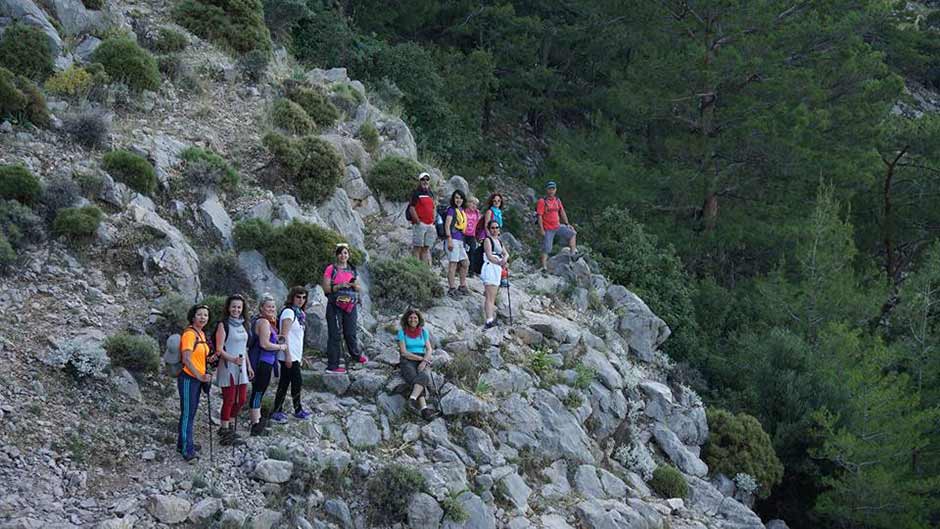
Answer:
[
  {"xmin": 463, "ymin": 196, "xmax": 482, "ymax": 274},
  {"xmin": 321, "ymin": 244, "xmax": 367, "ymax": 374}
]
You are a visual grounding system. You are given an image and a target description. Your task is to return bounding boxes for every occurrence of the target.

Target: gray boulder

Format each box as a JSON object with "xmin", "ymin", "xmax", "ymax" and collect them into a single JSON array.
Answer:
[
  {"xmin": 540, "ymin": 514, "xmax": 575, "ymax": 529},
  {"xmin": 605, "ymin": 285, "xmax": 670, "ymax": 362},
  {"xmin": 324, "ymin": 499, "xmax": 353, "ymax": 529},
  {"xmin": 575, "ymin": 499, "xmax": 646, "ymax": 529},
  {"xmin": 766, "ymin": 521, "xmax": 790, "ymax": 529},
  {"xmin": 198, "ymin": 194, "xmax": 233, "ymax": 248},
  {"xmin": 686, "ymin": 476, "xmax": 764, "ymax": 529},
  {"xmin": 497, "ymin": 472, "xmax": 531, "ymax": 513},
  {"xmin": 317, "ymin": 188, "xmax": 365, "ymax": 248},
  {"xmin": 220, "ymin": 509, "xmax": 247, "ymax": 529},
  {"xmin": 46, "ymin": 0, "xmax": 108, "ymax": 36},
  {"xmin": 147, "ymin": 495, "xmax": 191, "ymax": 525},
  {"xmin": 248, "ymin": 509, "xmax": 282, "ymax": 529},
  {"xmin": 73, "ymin": 35, "xmax": 101, "ymax": 63},
  {"xmin": 439, "ymin": 387, "xmax": 496, "ymax": 416},
  {"xmin": 479, "ymin": 366, "xmax": 534, "ymax": 396},
  {"xmin": 238, "ymin": 250, "xmax": 287, "ymax": 302},
  {"xmin": 346, "ymin": 411, "xmax": 381, "ymax": 448},
  {"xmin": 464, "ymin": 426, "xmax": 499, "ymax": 465},
  {"xmin": 653, "ymin": 425, "xmax": 708, "ymax": 477},
  {"xmin": 0, "ymin": 0, "xmax": 63, "ymax": 55},
  {"xmin": 254, "ymin": 459, "xmax": 293, "ymax": 483},
  {"xmin": 441, "ymin": 492, "xmax": 494, "ymax": 529},
  {"xmin": 320, "ymin": 133, "xmax": 372, "ymax": 173},
  {"xmin": 97, "ymin": 516, "xmax": 136, "ymax": 529},
  {"xmin": 342, "ymin": 165, "xmax": 379, "ymax": 217},
  {"xmin": 442, "ymin": 175, "xmax": 469, "ymax": 200},
  {"xmin": 376, "ymin": 116, "xmax": 418, "ymax": 160},
  {"xmin": 129, "ymin": 205, "xmax": 201, "ymax": 300},
  {"xmin": 532, "ymin": 390, "xmax": 595, "ymax": 463},
  {"xmin": 188, "ymin": 498, "xmax": 222, "ymax": 523},
  {"xmin": 131, "ymin": 133, "xmax": 187, "ymax": 190},
  {"xmin": 408, "ymin": 492, "xmax": 443, "ymax": 529},
  {"xmin": 111, "ymin": 367, "xmax": 141, "ymax": 402},
  {"xmin": 546, "ymin": 252, "xmax": 593, "ymax": 287},
  {"xmin": 540, "ymin": 460, "xmax": 571, "ymax": 500}
]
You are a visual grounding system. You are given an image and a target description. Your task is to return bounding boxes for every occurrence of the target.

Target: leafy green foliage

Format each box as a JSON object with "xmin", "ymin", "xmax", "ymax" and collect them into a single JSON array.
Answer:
[
  {"xmin": 104, "ymin": 333, "xmax": 160, "ymax": 373},
  {"xmin": 0, "ymin": 234, "xmax": 14, "ymax": 269},
  {"xmin": 358, "ymin": 121, "xmax": 379, "ymax": 152},
  {"xmin": 370, "ymin": 257, "xmax": 443, "ymax": 310},
  {"xmin": 180, "ymin": 147, "xmax": 239, "ymax": 191},
  {"xmin": 53, "ymin": 206, "xmax": 103, "ymax": 239},
  {"xmin": 102, "ymin": 150, "xmax": 157, "ymax": 195},
  {"xmin": 174, "ymin": 0, "xmax": 272, "ymax": 55},
  {"xmin": 200, "ymin": 252, "xmax": 256, "ymax": 298},
  {"xmin": 271, "ymin": 98, "xmax": 314, "ymax": 134},
  {"xmin": 366, "ymin": 464, "xmax": 426, "ymax": 524},
  {"xmin": 0, "ymin": 67, "xmax": 49, "ymax": 126},
  {"xmin": 367, "ymin": 156, "xmax": 424, "ymax": 201},
  {"xmin": 572, "ymin": 363, "xmax": 595, "ymax": 390},
  {"xmin": 234, "ymin": 219, "xmax": 361, "ymax": 287},
  {"xmin": 0, "ymin": 24, "xmax": 53, "ymax": 81},
  {"xmin": 262, "ymin": 0, "xmax": 310, "ymax": 39},
  {"xmin": 262, "ymin": 132, "xmax": 343, "ymax": 204},
  {"xmin": 0, "ymin": 164, "xmax": 41, "ymax": 205},
  {"xmin": 284, "ymin": 82, "xmax": 339, "ymax": 128},
  {"xmin": 82, "ymin": 0, "xmax": 105, "ymax": 9},
  {"xmin": 0, "ymin": 199, "xmax": 42, "ymax": 249},
  {"xmin": 238, "ymin": 49, "xmax": 269, "ymax": 81},
  {"xmin": 44, "ymin": 67, "xmax": 95, "ymax": 97},
  {"xmin": 90, "ymin": 37, "xmax": 160, "ymax": 92},
  {"xmin": 703, "ymin": 409, "xmax": 783, "ymax": 498},
  {"xmin": 154, "ymin": 28, "xmax": 189, "ymax": 53},
  {"xmin": 440, "ymin": 495, "xmax": 468, "ymax": 523},
  {"xmin": 649, "ymin": 465, "xmax": 688, "ymax": 499}
]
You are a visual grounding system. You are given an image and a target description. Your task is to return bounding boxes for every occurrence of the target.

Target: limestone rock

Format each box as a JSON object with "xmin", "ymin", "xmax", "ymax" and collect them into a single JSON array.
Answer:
[
  {"xmin": 540, "ymin": 514, "xmax": 575, "ymax": 529},
  {"xmin": 464, "ymin": 426, "xmax": 499, "ymax": 465},
  {"xmin": 346, "ymin": 411, "xmax": 381, "ymax": 448},
  {"xmin": 686, "ymin": 477, "xmax": 764, "ymax": 529},
  {"xmin": 238, "ymin": 250, "xmax": 287, "ymax": 302},
  {"xmin": 442, "ymin": 175, "xmax": 469, "ymax": 200},
  {"xmin": 408, "ymin": 492, "xmax": 443, "ymax": 529},
  {"xmin": 575, "ymin": 499, "xmax": 645, "ymax": 529},
  {"xmin": 376, "ymin": 116, "xmax": 418, "ymax": 160},
  {"xmin": 439, "ymin": 387, "xmax": 495, "ymax": 416},
  {"xmin": 97, "ymin": 517, "xmax": 136, "ymax": 529},
  {"xmin": 0, "ymin": 0, "xmax": 63, "ymax": 55},
  {"xmin": 541, "ymin": 460, "xmax": 572, "ymax": 501},
  {"xmin": 147, "ymin": 495, "xmax": 191, "ymax": 525},
  {"xmin": 324, "ymin": 498, "xmax": 353, "ymax": 529},
  {"xmin": 198, "ymin": 194, "xmax": 233, "ymax": 248},
  {"xmin": 317, "ymin": 188, "xmax": 365, "ymax": 248},
  {"xmin": 188, "ymin": 498, "xmax": 222, "ymax": 523},
  {"xmin": 441, "ymin": 492, "xmax": 494, "ymax": 529},
  {"xmin": 766, "ymin": 520, "xmax": 790, "ymax": 529},
  {"xmin": 605, "ymin": 285, "xmax": 671, "ymax": 362},
  {"xmin": 254, "ymin": 459, "xmax": 293, "ymax": 483},
  {"xmin": 497, "ymin": 471, "xmax": 531, "ymax": 512},
  {"xmin": 248, "ymin": 509, "xmax": 282, "ymax": 529},
  {"xmin": 73, "ymin": 35, "xmax": 101, "ymax": 63},
  {"xmin": 46, "ymin": 0, "xmax": 108, "ymax": 36},
  {"xmin": 653, "ymin": 425, "xmax": 708, "ymax": 477},
  {"xmin": 128, "ymin": 205, "xmax": 201, "ymax": 300},
  {"xmin": 111, "ymin": 367, "xmax": 141, "ymax": 402},
  {"xmin": 220, "ymin": 509, "xmax": 247, "ymax": 529}
]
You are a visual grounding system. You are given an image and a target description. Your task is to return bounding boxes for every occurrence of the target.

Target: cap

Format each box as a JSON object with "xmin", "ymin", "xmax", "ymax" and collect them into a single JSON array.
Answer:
[
  {"xmin": 418, "ymin": 172, "xmax": 431, "ymax": 181},
  {"xmin": 545, "ymin": 181, "xmax": 557, "ymax": 189}
]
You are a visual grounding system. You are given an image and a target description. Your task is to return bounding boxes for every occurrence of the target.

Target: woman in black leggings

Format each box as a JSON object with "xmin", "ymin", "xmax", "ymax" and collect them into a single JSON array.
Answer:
[{"xmin": 248, "ymin": 294, "xmax": 287, "ymax": 436}]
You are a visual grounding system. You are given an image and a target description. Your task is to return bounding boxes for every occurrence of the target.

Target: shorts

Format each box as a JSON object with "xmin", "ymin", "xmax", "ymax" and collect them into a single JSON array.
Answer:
[
  {"xmin": 400, "ymin": 358, "xmax": 432, "ymax": 387},
  {"xmin": 447, "ymin": 240, "xmax": 468, "ymax": 263},
  {"xmin": 543, "ymin": 225, "xmax": 576, "ymax": 254},
  {"xmin": 412, "ymin": 223, "xmax": 436, "ymax": 248},
  {"xmin": 481, "ymin": 261, "xmax": 502, "ymax": 286}
]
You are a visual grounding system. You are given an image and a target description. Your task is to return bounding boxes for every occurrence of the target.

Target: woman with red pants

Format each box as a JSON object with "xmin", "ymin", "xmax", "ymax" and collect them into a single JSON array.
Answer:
[{"xmin": 214, "ymin": 294, "xmax": 253, "ymax": 446}]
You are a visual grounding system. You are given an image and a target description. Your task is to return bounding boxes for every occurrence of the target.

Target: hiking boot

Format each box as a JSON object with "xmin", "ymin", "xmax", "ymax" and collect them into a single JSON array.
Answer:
[
  {"xmin": 219, "ymin": 426, "xmax": 244, "ymax": 446},
  {"xmin": 484, "ymin": 319, "xmax": 498, "ymax": 329},
  {"xmin": 408, "ymin": 397, "xmax": 421, "ymax": 413},
  {"xmin": 182, "ymin": 451, "xmax": 200, "ymax": 462},
  {"xmin": 457, "ymin": 286, "xmax": 470, "ymax": 296},
  {"xmin": 270, "ymin": 411, "xmax": 289, "ymax": 424},
  {"xmin": 420, "ymin": 407, "xmax": 438, "ymax": 421},
  {"xmin": 447, "ymin": 287, "xmax": 459, "ymax": 298},
  {"xmin": 294, "ymin": 409, "xmax": 312, "ymax": 420},
  {"xmin": 539, "ymin": 268, "xmax": 548, "ymax": 277},
  {"xmin": 326, "ymin": 367, "xmax": 347, "ymax": 375},
  {"xmin": 250, "ymin": 422, "xmax": 265, "ymax": 437}
]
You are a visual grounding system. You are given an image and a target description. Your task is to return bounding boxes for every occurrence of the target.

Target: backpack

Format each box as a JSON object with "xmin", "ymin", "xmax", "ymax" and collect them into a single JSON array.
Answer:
[
  {"xmin": 163, "ymin": 326, "xmax": 209, "ymax": 377},
  {"xmin": 404, "ymin": 202, "xmax": 414, "ymax": 223},
  {"xmin": 435, "ymin": 205, "xmax": 449, "ymax": 239},
  {"xmin": 469, "ymin": 237, "xmax": 494, "ymax": 275},
  {"xmin": 327, "ymin": 264, "xmax": 358, "ymax": 303}
]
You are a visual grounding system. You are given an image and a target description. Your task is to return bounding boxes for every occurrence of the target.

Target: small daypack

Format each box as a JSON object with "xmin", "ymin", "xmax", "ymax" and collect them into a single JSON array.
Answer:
[
  {"xmin": 404, "ymin": 202, "xmax": 414, "ymax": 223},
  {"xmin": 435, "ymin": 205, "xmax": 449, "ymax": 239},
  {"xmin": 163, "ymin": 326, "xmax": 209, "ymax": 377},
  {"xmin": 328, "ymin": 264, "xmax": 359, "ymax": 313},
  {"xmin": 469, "ymin": 237, "xmax": 494, "ymax": 275}
]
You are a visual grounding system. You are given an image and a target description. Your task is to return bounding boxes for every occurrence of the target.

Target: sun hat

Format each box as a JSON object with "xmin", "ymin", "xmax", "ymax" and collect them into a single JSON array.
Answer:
[
  {"xmin": 545, "ymin": 181, "xmax": 557, "ymax": 189},
  {"xmin": 418, "ymin": 172, "xmax": 431, "ymax": 181}
]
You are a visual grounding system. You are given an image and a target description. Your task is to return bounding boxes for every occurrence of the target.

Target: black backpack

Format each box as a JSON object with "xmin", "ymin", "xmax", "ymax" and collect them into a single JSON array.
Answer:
[
  {"xmin": 435, "ymin": 205, "xmax": 449, "ymax": 239},
  {"xmin": 469, "ymin": 237, "xmax": 493, "ymax": 275}
]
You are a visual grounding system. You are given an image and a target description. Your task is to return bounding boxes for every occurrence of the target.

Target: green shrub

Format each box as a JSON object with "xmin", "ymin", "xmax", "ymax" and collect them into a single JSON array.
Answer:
[
  {"xmin": 90, "ymin": 37, "xmax": 161, "ymax": 92},
  {"xmin": 0, "ymin": 164, "xmax": 42, "ymax": 205},
  {"xmin": 330, "ymin": 82, "xmax": 364, "ymax": 113},
  {"xmin": 44, "ymin": 67, "xmax": 93, "ymax": 97},
  {"xmin": 103, "ymin": 332, "xmax": 160, "ymax": 373},
  {"xmin": 573, "ymin": 363, "xmax": 595, "ymax": 390},
  {"xmin": 53, "ymin": 206, "xmax": 103, "ymax": 239},
  {"xmin": 233, "ymin": 217, "xmax": 271, "ymax": 251},
  {"xmin": 174, "ymin": 0, "xmax": 272, "ymax": 55},
  {"xmin": 0, "ymin": 24, "xmax": 53, "ymax": 81},
  {"xmin": 649, "ymin": 465, "xmax": 688, "ymax": 499},
  {"xmin": 0, "ymin": 199, "xmax": 43, "ymax": 248},
  {"xmin": 263, "ymin": 221, "xmax": 362, "ymax": 287},
  {"xmin": 200, "ymin": 252, "xmax": 256, "ymax": 297},
  {"xmin": 702, "ymin": 408, "xmax": 784, "ymax": 498},
  {"xmin": 0, "ymin": 67, "xmax": 50, "ymax": 126},
  {"xmin": 0, "ymin": 234, "xmax": 15, "ymax": 269},
  {"xmin": 441, "ymin": 495, "xmax": 469, "ymax": 523},
  {"xmin": 156, "ymin": 293, "xmax": 226, "ymax": 338},
  {"xmin": 271, "ymin": 98, "xmax": 314, "ymax": 134},
  {"xmin": 370, "ymin": 257, "xmax": 443, "ymax": 310},
  {"xmin": 262, "ymin": 132, "xmax": 344, "ymax": 204},
  {"xmin": 102, "ymin": 150, "xmax": 157, "ymax": 195},
  {"xmin": 367, "ymin": 156, "xmax": 425, "ymax": 202},
  {"xmin": 180, "ymin": 147, "xmax": 239, "ymax": 191},
  {"xmin": 154, "ymin": 28, "xmax": 189, "ymax": 53},
  {"xmin": 238, "ymin": 49, "xmax": 269, "ymax": 82},
  {"xmin": 285, "ymin": 83, "xmax": 339, "ymax": 127},
  {"xmin": 64, "ymin": 110, "xmax": 110, "ymax": 149},
  {"xmin": 82, "ymin": 0, "xmax": 105, "ymax": 9},
  {"xmin": 366, "ymin": 464, "xmax": 426, "ymax": 524},
  {"xmin": 358, "ymin": 121, "xmax": 379, "ymax": 153},
  {"xmin": 262, "ymin": 0, "xmax": 310, "ymax": 39}
]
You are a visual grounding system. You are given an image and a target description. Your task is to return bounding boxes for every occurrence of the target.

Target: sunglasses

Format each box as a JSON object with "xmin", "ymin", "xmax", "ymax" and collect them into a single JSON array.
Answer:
[{"xmin": 488, "ymin": 226, "xmax": 500, "ymax": 230}]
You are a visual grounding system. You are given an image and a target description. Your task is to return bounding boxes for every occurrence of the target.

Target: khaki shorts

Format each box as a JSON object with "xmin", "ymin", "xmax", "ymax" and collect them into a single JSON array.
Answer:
[
  {"xmin": 412, "ymin": 223, "xmax": 436, "ymax": 248},
  {"xmin": 447, "ymin": 241, "xmax": 469, "ymax": 263}
]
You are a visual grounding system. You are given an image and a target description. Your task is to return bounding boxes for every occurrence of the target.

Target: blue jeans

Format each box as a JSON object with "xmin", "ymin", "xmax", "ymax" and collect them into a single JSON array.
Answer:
[{"xmin": 177, "ymin": 373, "xmax": 202, "ymax": 457}]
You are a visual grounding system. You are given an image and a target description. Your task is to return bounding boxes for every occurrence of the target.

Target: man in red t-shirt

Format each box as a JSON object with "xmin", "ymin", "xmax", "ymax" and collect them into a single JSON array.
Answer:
[
  {"xmin": 536, "ymin": 181, "xmax": 577, "ymax": 272},
  {"xmin": 408, "ymin": 172, "xmax": 436, "ymax": 266}
]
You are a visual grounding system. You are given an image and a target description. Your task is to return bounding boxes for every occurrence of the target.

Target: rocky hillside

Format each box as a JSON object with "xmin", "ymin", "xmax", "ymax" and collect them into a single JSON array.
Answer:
[{"xmin": 0, "ymin": 1, "xmax": 787, "ymax": 529}]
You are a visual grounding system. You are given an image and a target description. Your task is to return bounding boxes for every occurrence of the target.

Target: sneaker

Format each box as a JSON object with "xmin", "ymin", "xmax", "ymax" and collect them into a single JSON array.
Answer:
[
  {"xmin": 539, "ymin": 268, "xmax": 548, "ymax": 277},
  {"xmin": 420, "ymin": 407, "xmax": 438, "ymax": 421},
  {"xmin": 270, "ymin": 411, "xmax": 289, "ymax": 424},
  {"xmin": 408, "ymin": 397, "xmax": 420, "ymax": 412},
  {"xmin": 447, "ymin": 287, "xmax": 459, "ymax": 298},
  {"xmin": 326, "ymin": 367, "xmax": 347, "ymax": 375},
  {"xmin": 356, "ymin": 354, "xmax": 369, "ymax": 365},
  {"xmin": 182, "ymin": 452, "xmax": 199, "ymax": 462},
  {"xmin": 250, "ymin": 422, "xmax": 265, "ymax": 437},
  {"xmin": 294, "ymin": 410, "xmax": 312, "ymax": 420},
  {"xmin": 484, "ymin": 319, "xmax": 497, "ymax": 329},
  {"xmin": 458, "ymin": 286, "xmax": 470, "ymax": 296}
]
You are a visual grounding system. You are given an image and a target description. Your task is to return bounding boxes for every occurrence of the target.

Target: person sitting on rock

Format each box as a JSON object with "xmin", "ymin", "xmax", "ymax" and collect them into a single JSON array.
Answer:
[
  {"xmin": 397, "ymin": 308, "xmax": 437, "ymax": 421},
  {"xmin": 270, "ymin": 287, "xmax": 312, "ymax": 423},
  {"xmin": 408, "ymin": 172, "xmax": 436, "ymax": 267},
  {"xmin": 177, "ymin": 304, "xmax": 214, "ymax": 461},
  {"xmin": 248, "ymin": 294, "xmax": 289, "ymax": 436},
  {"xmin": 322, "ymin": 244, "xmax": 368, "ymax": 374},
  {"xmin": 213, "ymin": 294, "xmax": 252, "ymax": 446},
  {"xmin": 444, "ymin": 189, "xmax": 470, "ymax": 297},
  {"xmin": 481, "ymin": 220, "xmax": 509, "ymax": 329},
  {"xmin": 537, "ymin": 180, "xmax": 577, "ymax": 274}
]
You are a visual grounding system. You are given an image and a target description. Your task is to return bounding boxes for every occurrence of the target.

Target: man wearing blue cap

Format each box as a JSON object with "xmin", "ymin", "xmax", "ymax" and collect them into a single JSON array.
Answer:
[{"xmin": 537, "ymin": 181, "xmax": 577, "ymax": 272}]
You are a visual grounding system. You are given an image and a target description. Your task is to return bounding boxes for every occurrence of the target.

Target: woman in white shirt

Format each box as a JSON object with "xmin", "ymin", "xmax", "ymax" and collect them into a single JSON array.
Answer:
[{"xmin": 270, "ymin": 286, "xmax": 311, "ymax": 423}]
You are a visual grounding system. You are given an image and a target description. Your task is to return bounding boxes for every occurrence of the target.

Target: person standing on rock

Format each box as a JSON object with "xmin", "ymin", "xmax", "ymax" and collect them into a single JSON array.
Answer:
[
  {"xmin": 409, "ymin": 172, "xmax": 436, "ymax": 267},
  {"xmin": 248, "ymin": 294, "xmax": 289, "ymax": 436},
  {"xmin": 481, "ymin": 220, "xmax": 509, "ymax": 329},
  {"xmin": 177, "ymin": 304, "xmax": 214, "ymax": 461},
  {"xmin": 444, "ymin": 189, "xmax": 470, "ymax": 297},
  {"xmin": 270, "ymin": 287, "xmax": 312, "ymax": 423},
  {"xmin": 213, "ymin": 294, "xmax": 252, "ymax": 446},
  {"xmin": 323, "ymin": 244, "xmax": 368, "ymax": 374},
  {"xmin": 463, "ymin": 196, "xmax": 482, "ymax": 270},
  {"xmin": 537, "ymin": 181, "xmax": 577, "ymax": 274},
  {"xmin": 481, "ymin": 193, "xmax": 505, "ymax": 235},
  {"xmin": 398, "ymin": 308, "xmax": 437, "ymax": 421}
]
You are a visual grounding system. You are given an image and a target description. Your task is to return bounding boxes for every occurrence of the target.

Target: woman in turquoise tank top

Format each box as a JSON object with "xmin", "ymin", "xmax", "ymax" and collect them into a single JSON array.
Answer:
[{"xmin": 397, "ymin": 308, "xmax": 436, "ymax": 421}]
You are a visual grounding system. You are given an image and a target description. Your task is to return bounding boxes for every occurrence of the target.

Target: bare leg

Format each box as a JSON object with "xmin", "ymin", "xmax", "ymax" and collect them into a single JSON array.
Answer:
[
  {"xmin": 569, "ymin": 232, "xmax": 577, "ymax": 253},
  {"xmin": 459, "ymin": 260, "xmax": 468, "ymax": 287},
  {"xmin": 410, "ymin": 384, "xmax": 425, "ymax": 400},
  {"xmin": 447, "ymin": 261, "xmax": 457, "ymax": 289},
  {"xmin": 541, "ymin": 253, "xmax": 548, "ymax": 269}
]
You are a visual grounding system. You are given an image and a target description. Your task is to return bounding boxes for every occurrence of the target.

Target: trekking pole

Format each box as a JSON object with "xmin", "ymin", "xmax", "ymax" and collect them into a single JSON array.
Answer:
[
  {"xmin": 506, "ymin": 278, "xmax": 512, "ymax": 326},
  {"xmin": 233, "ymin": 354, "xmax": 243, "ymax": 459},
  {"xmin": 206, "ymin": 381, "xmax": 213, "ymax": 465}
]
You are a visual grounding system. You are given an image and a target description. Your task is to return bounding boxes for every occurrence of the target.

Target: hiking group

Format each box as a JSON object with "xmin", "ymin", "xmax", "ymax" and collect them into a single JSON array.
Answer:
[{"xmin": 171, "ymin": 172, "xmax": 577, "ymax": 461}]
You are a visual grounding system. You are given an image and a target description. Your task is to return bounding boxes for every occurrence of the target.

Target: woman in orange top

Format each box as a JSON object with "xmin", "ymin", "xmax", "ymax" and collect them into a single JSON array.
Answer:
[{"xmin": 177, "ymin": 304, "xmax": 214, "ymax": 461}]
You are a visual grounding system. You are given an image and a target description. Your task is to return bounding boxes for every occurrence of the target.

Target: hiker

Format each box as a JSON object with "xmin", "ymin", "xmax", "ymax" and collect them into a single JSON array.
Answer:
[
  {"xmin": 322, "ymin": 244, "xmax": 368, "ymax": 374},
  {"xmin": 398, "ymin": 308, "xmax": 437, "ymax": 421},
  {"xmin": 248, "ymin": 294, "xmax": 289, "ymax": 436},
  {"xmin": 177, "ymin": 304, "xmax": 214, "ymax": 461},
  {"xmin": 463, "ymin": 195, "xmax": 482, "ymax": 259},
  {"xmin": 213, "ymin": 294, "xmax": 252, "ymax": 447},
  {"xmin": 270, "ymin": 287, "xmax": 312, "ymax": 423},
  {"xmin": 537, "ymin": 181, "xmax": 577, "ymax": 272},
  {"xmin": 482, "ymin": 193, "xmax": 505, "ymax": 233},
  {"xmin": 481, "ymin": 220, "xmax": 509, "ymax": 329},
  {"xmin": 444, "ymin": 189, "xmax": 470, "ymax": 297},
  {"xmin": 408, "ymin": 172, "xmax": 436, "ymax": 266}
]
